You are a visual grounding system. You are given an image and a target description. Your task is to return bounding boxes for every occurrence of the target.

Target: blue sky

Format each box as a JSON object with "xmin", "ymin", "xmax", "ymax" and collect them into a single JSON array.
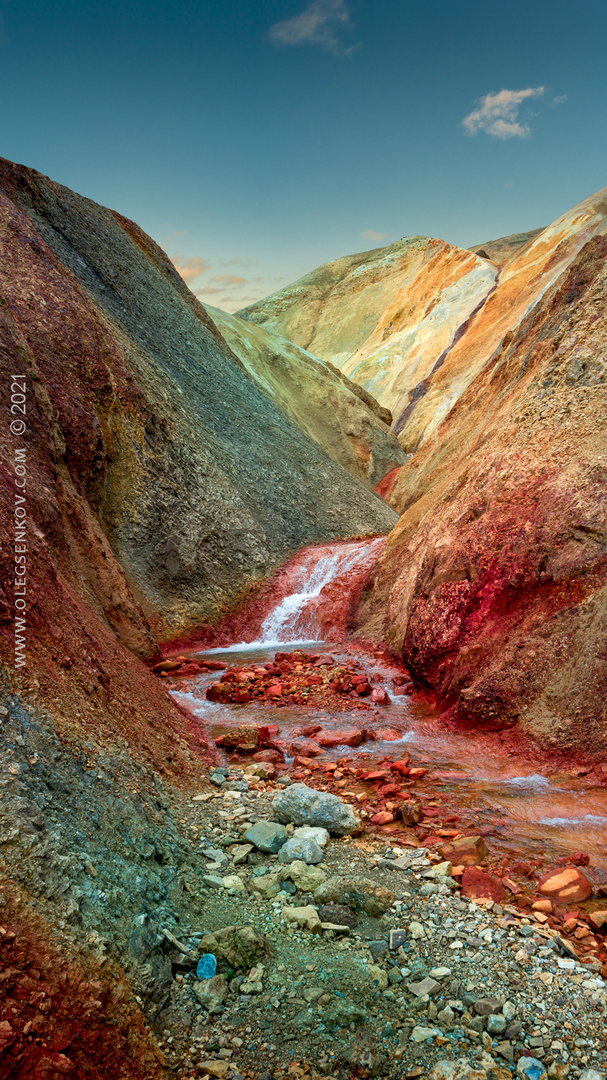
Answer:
[{"xmin": 1, "ymin": 0, "xmax": 606, "ymax": 310}]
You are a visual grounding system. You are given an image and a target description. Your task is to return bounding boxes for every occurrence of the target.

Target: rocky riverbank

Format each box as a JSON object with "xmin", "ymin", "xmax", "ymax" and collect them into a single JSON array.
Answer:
[{"xmin": 132, "ymin": 764, "xmax": 607, "ymax": 1080}]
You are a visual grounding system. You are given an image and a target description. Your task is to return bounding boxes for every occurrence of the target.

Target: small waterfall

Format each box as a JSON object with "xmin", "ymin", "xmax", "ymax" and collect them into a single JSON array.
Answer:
[{"xmin": 258, "ymin": 537, "xmax": 386, "ymax": 644}]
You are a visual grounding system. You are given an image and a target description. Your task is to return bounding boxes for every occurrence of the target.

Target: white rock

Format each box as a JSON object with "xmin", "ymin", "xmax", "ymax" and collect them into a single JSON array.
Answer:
[
  {"xmin": 410, "ymin": 1025, "xmax": 441, "ymax": 1043},
  {"xmin": 222, "ymin": 875, "xmax": 246, "ymax": 894},
  {"xmin": 293, "ymin": 825, "xmax": 330, "ymax": 848},
  {"xmin": 408, "ymin": 921, "xmax": 425, "ymax": 940},
  {"xmin": 282, "ymin": 905, "xmax": 322, "ymax": 933}
]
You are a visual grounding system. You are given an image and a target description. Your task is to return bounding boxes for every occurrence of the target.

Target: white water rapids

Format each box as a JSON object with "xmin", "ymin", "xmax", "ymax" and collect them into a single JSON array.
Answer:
[{"xmin": 258, "ymin": 538, "xmax": 385, "ymax": 644}]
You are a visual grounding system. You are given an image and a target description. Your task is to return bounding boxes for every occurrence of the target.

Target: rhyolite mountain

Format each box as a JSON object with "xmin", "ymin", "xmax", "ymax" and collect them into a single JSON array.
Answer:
[
  {"xmin": 0, "ymin": 157, "xmax": 399, "ymax": 657},
  {"xmin": 203, "ymin": 303, "xmax": 405, "ymax": 488},
  {"xmin": 1, "ymin": 153, "xmax": 607, "ymax": 1076},
  {"xmin": 353, "ymin": 234, "xmax": 607, "ymax": 753},
  {"xmin": 239, "ymin": 189, "xmax": 607, "ymax": 454},
  {"xmin": 0, "ymin": 157, "xmax": 401, "ymax": 1074}
]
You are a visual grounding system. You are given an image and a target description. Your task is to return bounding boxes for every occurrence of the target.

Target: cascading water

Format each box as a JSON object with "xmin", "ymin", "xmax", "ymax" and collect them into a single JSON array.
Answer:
[{"xmin": 258, "ymin": 537, "xmax": 386, "ymax": 645}]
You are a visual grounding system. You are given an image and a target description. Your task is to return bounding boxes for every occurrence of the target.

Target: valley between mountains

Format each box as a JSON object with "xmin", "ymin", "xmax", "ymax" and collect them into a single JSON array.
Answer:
[{"xmin": 1, "ymin": 157, "xmax": 607, "ymax": 1080}]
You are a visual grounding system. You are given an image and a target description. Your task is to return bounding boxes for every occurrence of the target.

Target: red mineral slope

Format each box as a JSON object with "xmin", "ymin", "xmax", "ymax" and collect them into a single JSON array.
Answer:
[
  {"xmin": 0, "ymin": 881, "xmax": 166, "ymax": 1080},
  {"xmin": 354, "ymin": 236, "xmax": 607, "ymax": 753}
]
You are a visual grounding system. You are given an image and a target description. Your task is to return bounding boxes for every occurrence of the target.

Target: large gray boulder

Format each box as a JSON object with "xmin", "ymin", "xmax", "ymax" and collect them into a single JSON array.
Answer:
[
  {"xmin": 313, "ymin": 875, "xmax": 395, "ymax": 915},
  {"xmin": 271, "ymin": 784, "xmax": 362, "ymax": 836},
  {"xmin": 244, "ymin": 820, "xmax": 288, "ymax": 853}
]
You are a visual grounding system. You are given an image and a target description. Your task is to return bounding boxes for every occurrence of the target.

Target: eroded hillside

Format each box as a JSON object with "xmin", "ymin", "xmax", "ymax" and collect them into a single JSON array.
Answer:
[
  {"xmin": 353, "ymin": 236, "xmax": 607, "ymax": 752},
  {"xmin": 240, "ymin": 189, "xmax": 607, "ymax": 454}
]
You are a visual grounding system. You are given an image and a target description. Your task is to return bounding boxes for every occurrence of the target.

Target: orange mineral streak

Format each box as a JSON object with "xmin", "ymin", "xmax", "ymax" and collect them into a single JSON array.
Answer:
[
  {"xmin": 395, "ymin": 192, "xmax": 607, "ymax": 451},
  {"xmin": 354, "ymin": 234, "xmax": 607, "ymax": 753}
]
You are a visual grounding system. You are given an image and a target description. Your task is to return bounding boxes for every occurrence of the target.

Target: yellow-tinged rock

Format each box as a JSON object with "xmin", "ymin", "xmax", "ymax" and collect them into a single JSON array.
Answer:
[
  {"xmin": 538, "ymin": 868, "xmax": 592, "ymax": 903},
  {"xmin": 532, "ymin": 899, "xmax": 553, "ymax": 914},
  {"xmin": 200, "ymin": 1061, "xmax": 230, "ymax": 1078}
]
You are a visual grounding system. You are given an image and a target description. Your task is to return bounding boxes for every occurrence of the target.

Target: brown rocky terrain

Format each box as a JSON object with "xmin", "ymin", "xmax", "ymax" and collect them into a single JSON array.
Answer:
[
  {"xmin": 353, "ymin": 236, "xmax": 607, "ymax": 752},
  {"xmin": 2, "ymin": 151, "xmax": 607, "ymax": 1080}
]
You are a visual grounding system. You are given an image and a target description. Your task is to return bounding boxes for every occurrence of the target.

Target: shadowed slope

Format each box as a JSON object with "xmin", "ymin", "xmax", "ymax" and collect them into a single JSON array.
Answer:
[
  {"xmin": 0, "ymin": 158, "xmax": 397, "ymax": 651},
  {"xmin": 205, "ymin": 304, "xmax": 407, "ymax": 488}
]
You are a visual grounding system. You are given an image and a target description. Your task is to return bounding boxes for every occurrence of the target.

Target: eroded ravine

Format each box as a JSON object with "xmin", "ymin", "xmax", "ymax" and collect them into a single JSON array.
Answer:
[{"xmin": 163, "ymin": 540, "xmax": 607, "ymax": 875}]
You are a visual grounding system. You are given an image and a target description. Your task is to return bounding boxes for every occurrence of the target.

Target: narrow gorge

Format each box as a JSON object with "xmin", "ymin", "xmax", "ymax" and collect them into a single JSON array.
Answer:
[{"xmin": 1, "ymin": 159, "xmax": 607, "ymax": 1080}]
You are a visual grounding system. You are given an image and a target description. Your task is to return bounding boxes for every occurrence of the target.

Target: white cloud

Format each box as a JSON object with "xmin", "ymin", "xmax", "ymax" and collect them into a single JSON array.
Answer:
[
  {"xmin": 210, "ymin": 274, "xmax": 247, "ymax": 285},
  {"xmin": 552, "ymin": 94, "xmax": 568, "ymax": 106},
  {"xmin": 269, "ymin": 0, "xmax": 356, "ymax": 54},
  {"xmin": 171, "ymin": 255, "xmax": 209, "ymax": 282},
  {"xmin": 360, "ymin": 229, "xmax": 387, "ymax": 242},
  {"xmin": 462, "ymin": 87, "xmax": 545, "ymax": 139}
]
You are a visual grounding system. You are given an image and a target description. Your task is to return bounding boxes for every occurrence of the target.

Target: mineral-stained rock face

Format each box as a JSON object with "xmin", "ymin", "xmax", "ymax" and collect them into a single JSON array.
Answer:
[
  {"xmin": 0, "ymin": 157, "xmax": 395, "ymax": 1072},
  {"xmin": 0, "ymin": 156, "xmax": 396, "ymax": 657},
  {"xmin": 238, "ymin": 236, "xmax": 498, "ymax": 444},
  {"xmin": 240, "ymin": 189, "xmax": 607, "ymax": 456},
  {"xmin": 354, "ymin": 236, "xmax": 607, "ymax": 751},
  {"xmin": 204, "ymin": 304, "xmax": 407, "ymax": 488}
]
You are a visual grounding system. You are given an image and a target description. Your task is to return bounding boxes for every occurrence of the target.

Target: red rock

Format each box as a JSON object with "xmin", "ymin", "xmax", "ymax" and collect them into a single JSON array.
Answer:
[
  {"xmin": 258, "ymin": 724, "xmax": 280, "ymax": 741},
  {"xmin": 232, "ymin": 689, "xmax": 252, "ymax": 704},
  {"xmin": 391, "ymin": 757, "xmax": 411, "ymax": 774},
  {"xmin": 355, "ymin": 683, "xmax": 371, "ymax": 696},
  {"xmin": 252, "ymin": 749, "xmax": 284, "ymax": 764},
  {"xmin": 400, "ymin": 801, "xmax": 423, "ymax": 825},
  {"xmin": 439, "ymin": 835, "xmax": 490, "ymax": 866},
  {"xmin": 316, "ymin": 728, "xmax": 364, "ymax": 748},
  {"xmin": 302, "ymin": 724, "xmax": 323, "ymax": 736},
  {"xmin": 206, "ymin": 683, "xmax": 230, "ymax": 702},
  {"xmin": 408, "ymin": 767, "xmax": 428, "ymax": 779},
  {"xmin": 351, "ymin": 673, "xmax": 368, "ymax": 685},
  {"xmin": 371, "ymin": 811, "xmax": 395, "ymax": 825},
  {"xmin": 314, "ymin": 655, "xmax": 335, "ymax": 667},
  {"xmin": 289, "ymin": 737, "xmax": 323, "ymax": 757},
  {"xmin": 265, "ymin": 684, "xmax": 283, "ymax": 698},
  {"xmin": 377, "ymin": 783, "xmax": 400, "ymax": 797},
  {"xmin": 589, "ymin": 911, "xmax": 607, "ymax": 930},
  {"xmin": 269, "ymin": 738, "xmax": 289, "ymax": 755},
  {"xmin": 220, "ymin": 671, "xmax": 236, "ymax": 683},
  {"xmin": 559, "ymin": 852, "xmax": 590, "ymax": 867},
  {"xmin": 461, "ymin": 867, "xmax": 506, "ymax": 903},
  {"xmin": 175, "ymin": 662, "xmax": 201, "ymax": 676},
  {"xmin": 202, "ymin": 659, "xmax": 228, "ymax": 670},
  {"xmin": 371, "ymin": 688, "xmax": 391, "ymax": 705},
  {"xmin": 376, "ymin": 727, "xmax": 401, "ymax": 740},
  {"xmin": 330, "ymin": 678, "xmax": 352, "ymax": 693},
  {"xmin": 511, "ymin": 860, "xmax": 533, "ymax": 877},
  {"xmin": 306, "ymin": 675, "xmax": 324, "ymax": 686},
  {"xmin": 538, "ymin": 867, "xmax": 592, "ymax": 903},
  {"xmin": 392, "ymin": 686, "xmax": 412, "ymax": 696},
  {"xmin": 364, "ymin": 770, "xmax": 390, "ymax": 781}
]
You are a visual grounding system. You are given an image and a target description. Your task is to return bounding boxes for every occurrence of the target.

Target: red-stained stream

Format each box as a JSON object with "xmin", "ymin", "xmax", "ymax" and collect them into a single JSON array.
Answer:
[{"xmin": 169, "ymin": 539, "xmax": 607, "ymax": 875}]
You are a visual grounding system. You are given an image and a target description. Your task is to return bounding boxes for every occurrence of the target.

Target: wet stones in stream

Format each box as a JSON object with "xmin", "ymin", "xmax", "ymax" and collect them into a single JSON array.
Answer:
[{"xmin": 164, "ymin": 648, "xmax": 410, "ymax": 713}]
